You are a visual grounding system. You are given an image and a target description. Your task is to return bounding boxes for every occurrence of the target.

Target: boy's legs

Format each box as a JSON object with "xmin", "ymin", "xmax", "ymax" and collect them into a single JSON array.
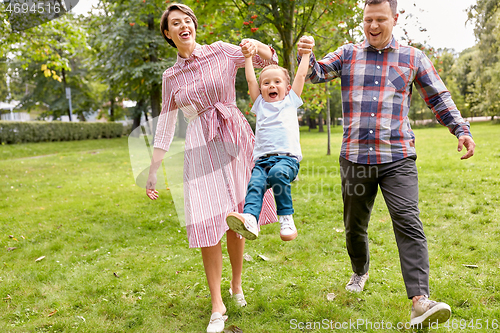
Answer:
[
  {"xmin": 267, "ymin": 156, "xmax": 299, "ymax": 215},
  {"xmin": 243, "ymin": 160, "xmax": 270, "ymax": 219},
  {"xmin": 267, "ymin": 156, "xmax": 299, "ymax": 241},
  {"xmin": 227, "ymin": 159, "xmax": 269, "ymax": 240}
]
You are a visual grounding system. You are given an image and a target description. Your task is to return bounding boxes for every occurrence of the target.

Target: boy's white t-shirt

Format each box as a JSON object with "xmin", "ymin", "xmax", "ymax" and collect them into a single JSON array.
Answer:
[{"xmin": 251, "ymin": 89, "xmax": 303, "ymax": 162}]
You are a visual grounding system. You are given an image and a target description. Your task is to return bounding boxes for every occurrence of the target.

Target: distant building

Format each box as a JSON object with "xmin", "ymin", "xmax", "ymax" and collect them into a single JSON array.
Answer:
[{"xmin": 0, "ymin": 101, "xmax": 31, "ymax": 121}]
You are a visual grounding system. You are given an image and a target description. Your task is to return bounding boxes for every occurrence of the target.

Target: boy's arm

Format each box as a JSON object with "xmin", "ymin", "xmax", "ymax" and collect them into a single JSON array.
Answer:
[
  {"xmin": 292, "ymin": 52, "xmax": 311, "ymax": 97},
  {"xmin": 245, "ymin": 56, "xmax": 261, "ymax": 102}
]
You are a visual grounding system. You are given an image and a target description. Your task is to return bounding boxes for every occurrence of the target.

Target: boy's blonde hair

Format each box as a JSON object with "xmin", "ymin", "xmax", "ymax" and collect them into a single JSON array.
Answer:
[{"xmin": 258, "ymin": 65, "xmax": 290, "ymax": 86}]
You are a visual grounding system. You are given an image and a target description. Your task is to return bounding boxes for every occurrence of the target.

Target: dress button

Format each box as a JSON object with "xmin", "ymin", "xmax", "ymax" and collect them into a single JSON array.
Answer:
[
  {"xmin": 370, "ymin": 130, "xmax": 373, "ymax": 134},
  {"xmin": 369, "ymin": 147, "xmax": 374, "ymax": 151},
  {"xmin": 373, "ymin": 97, "xmax": 377, "ymax": 101},
  {"xmin": 379, "ymin": 51, "xmax": 382, "ymax": 54},
  {"xmin": 375, "ymin": 81, "xmax": 379, "ymax": 85},
  {"xmin": 371, "ymin": 113, "xmax": 375, "ymax": 117},
  {"xmin": 377, "ymin": 66, "xmax": 380, "ymax": 69}
]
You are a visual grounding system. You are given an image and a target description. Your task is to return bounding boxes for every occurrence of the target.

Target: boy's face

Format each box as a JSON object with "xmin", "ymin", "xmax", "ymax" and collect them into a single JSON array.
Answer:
[{"xmin": 259, "ymin": 69, "xmax": 291, "ymax": 103}]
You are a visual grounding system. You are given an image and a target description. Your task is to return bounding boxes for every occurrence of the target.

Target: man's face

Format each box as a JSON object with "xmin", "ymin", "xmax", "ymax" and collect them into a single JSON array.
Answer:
[{"xmin": 363, "ymin": 1, "xmax": 398, "ymax": 50}]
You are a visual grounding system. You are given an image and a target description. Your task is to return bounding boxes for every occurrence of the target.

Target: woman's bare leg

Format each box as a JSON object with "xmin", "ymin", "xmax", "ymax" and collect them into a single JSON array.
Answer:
[
  {"xmin": 226, "ymin": 229, "xmax": 245, "ymax": 294},
  {"xmin": 201, "ymin": 242, "xmax": 226, "ymax": 314}
]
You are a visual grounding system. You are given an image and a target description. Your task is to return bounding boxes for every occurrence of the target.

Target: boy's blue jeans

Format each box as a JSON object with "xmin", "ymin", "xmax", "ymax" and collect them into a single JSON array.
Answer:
[{"xmin": 243, "ymin": 155, "xmax": 299, "ymax": 220}]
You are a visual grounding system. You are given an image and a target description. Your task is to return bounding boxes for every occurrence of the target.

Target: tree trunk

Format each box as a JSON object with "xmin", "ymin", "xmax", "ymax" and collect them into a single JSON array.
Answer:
[
  {"xmin": 148, "ymin": 14, "xmax": 161, "ymax": 134},
  {"xmin": 131, "ymin": 98, "xmax": 146, "ymax": 135},
  {"xmin": 326, "ymin": 83, "xmax": 331, "ymax": 155},
  {"xmin": 276, "ymin": 3, "xmax": 295, "ymax": 80},
  {"xmin": 308, "ymin": 116, "xmax": 316, "ymax": 131},
  {"xmin": 61, "ymin": 68, "xmax": 72, "ymax": 122},
  {"xmin": 109, "ymin": 94, "xmax": 115, "ymax": 121},
  {"xmin": 176, "ymin": 110, "xmax": 188, "ymax": 139},
  {"xmin": 318, "ymin": 112, "xmax": 324, "ymax": 132}
]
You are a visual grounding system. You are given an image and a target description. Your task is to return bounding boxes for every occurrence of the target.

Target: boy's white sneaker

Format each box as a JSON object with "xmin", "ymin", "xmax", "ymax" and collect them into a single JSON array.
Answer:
[
  {"xmin": 279, "ymin": 215, "xmax": 297, "ymax": 241},
  {"xmin": 226, "ymin": 212, "xmax": 258, "ymax": 240}
]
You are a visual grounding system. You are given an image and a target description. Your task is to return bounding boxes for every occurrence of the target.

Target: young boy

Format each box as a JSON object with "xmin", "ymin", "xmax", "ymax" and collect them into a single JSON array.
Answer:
[{"xmin": 226, "ymin": 46, "xmax": 311, "ymax": 241}]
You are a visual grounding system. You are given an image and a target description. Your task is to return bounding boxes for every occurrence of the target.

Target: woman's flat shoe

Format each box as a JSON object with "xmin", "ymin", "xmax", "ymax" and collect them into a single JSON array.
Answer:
[
  {"xmin": 206, "ymin": 312, "xmax": 228, "ymax": 333},
  {"xmin": 229, "ymin": 287, "xmax": 247, "ymax": 307}
]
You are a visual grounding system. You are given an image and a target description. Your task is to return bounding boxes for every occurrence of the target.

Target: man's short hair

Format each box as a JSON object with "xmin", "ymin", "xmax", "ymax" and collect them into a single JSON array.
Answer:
[
  {"xmin": 364, "ymin": 0, "xmax": 398, "ymax": 15},
  {"xmin": 258, "ymin": 65, "xmax": 291, "ymax": 86}
]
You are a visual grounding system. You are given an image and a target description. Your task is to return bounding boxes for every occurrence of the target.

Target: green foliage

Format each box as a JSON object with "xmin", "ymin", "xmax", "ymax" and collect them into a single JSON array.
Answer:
[
  {"xmin": 14, "ymin": 14, "xmax": 88, "ymax": 82},
  {"xmin": 196, "ymin": 0, "xmax": 361, "ymax": 128},
  {"xmin": 0, "ymin": 121, "xmax": 124, "ymax": 144},
  {"xmin": 236, "ymin": 98, "xmax": 256, "ymax": 132},
  {"xmin": 198, "ymin": 0, "xmax": 361, "ymax": 75},
  {"xmin": 88, "ymin": 0, "xmax": 176, "ymax": 122},
  {"xmin": 466, "ymin": 0, "xmax": 500, "ymax": 117},
  {"xmin": 0, "ymin": 60, "xmax": 8, "ymax": 101},
  {"xmin": 2, "ymin": 13, "xmax": 101, "ymax": 121}
]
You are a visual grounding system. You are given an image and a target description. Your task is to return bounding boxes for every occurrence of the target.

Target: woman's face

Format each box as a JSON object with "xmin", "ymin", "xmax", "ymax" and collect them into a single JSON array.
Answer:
[{"xmin": 165, "ymin": 9, "xmax": 196, "ymax": 49}]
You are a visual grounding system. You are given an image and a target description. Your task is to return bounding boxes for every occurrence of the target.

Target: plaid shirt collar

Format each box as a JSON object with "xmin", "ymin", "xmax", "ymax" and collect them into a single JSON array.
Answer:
[{"xmin": 360, "ymin": 36, "xmax": 400, "ymax": 52}]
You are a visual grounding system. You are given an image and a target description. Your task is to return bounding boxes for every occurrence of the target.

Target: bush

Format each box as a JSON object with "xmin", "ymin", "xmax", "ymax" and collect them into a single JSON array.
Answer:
[{"xmin": 0, "ymin": 121, "xmax": 124, "ymax": 144}]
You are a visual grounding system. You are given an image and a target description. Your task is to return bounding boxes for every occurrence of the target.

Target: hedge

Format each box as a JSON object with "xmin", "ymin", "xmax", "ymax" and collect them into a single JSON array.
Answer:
[{"xmin": 0, "ymin": 121, "xmax": 125, "ymax": 144}]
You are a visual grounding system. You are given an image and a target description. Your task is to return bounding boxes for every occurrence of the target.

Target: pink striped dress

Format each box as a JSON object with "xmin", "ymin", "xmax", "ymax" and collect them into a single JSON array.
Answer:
[{"xmin": 154, "ymin": 41, "xmax": 278, "ymax": 248}]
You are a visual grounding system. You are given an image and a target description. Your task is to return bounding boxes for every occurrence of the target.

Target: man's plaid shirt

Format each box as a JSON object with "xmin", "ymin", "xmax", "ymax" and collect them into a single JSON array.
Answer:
[{"xmin": 301, "ymin": 37, "xmax": 472, "ymax": 164}]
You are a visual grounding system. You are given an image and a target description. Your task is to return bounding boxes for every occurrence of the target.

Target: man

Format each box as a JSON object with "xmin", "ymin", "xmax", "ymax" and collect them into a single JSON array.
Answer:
[{"xmin": 297, "ymin": 0, "xmax": 475, "ymax": 327}]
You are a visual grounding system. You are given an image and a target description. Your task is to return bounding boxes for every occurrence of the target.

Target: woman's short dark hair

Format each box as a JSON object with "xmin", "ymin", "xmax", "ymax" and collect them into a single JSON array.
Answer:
[
  {"xmin": 364, "ymin": 0, "xmax": 398, "ymax": 15},
  {"xmin": 160, "ymin": 3, "xmax": 198, "ymax": 48}
]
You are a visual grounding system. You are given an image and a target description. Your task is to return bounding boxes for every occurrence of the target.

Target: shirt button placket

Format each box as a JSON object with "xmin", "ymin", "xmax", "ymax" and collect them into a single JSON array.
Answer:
[{"xmin": 370, "ymin": 54, "xmax": 382, "ymax": 157}]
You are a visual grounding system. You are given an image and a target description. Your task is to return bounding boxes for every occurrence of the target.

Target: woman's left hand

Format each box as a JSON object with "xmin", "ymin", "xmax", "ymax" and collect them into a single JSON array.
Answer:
[{"xmin": 240, "ymin": 39, "xmax": 257, "ymax": 58}]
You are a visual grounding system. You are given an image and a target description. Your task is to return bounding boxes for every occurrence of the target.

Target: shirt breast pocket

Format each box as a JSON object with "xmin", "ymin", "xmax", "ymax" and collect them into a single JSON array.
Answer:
[{"xmin": 387, "ymin": 66, "xmax": 412, "ymax": 92}]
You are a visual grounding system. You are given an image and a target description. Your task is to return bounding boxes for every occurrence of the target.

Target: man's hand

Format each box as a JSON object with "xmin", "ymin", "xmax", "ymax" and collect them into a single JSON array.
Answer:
[
  {"xmin": 297, "ymin": 36, "xmax": 315, "ymax": 56},
  {"xmin": 458, "ymin": 135, "xmax": 475, "ymax": 160},
  {"xmin": 240, "ymin": 39, "xmax": 257, "ymax": 58}
]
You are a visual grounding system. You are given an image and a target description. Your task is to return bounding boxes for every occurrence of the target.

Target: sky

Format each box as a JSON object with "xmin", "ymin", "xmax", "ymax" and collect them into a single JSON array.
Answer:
[
  {"xmin": 394, "ymin": 0, "xmax": 477, "ymax": 52},
  {"xmin": 71, "ymin": 0, "xmax": 478, "ymax": 53}
]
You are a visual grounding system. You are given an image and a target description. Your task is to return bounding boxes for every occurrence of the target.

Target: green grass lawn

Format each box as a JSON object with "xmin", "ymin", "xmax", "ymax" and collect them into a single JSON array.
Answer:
[{"xmin": 1, "ymin": 122, "xmax": 499, "ymax": 332}]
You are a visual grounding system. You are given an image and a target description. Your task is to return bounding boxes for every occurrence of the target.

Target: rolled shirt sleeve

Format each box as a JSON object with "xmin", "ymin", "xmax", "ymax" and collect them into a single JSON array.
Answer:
[
  {"xmin": 413, "ymin": 51, "xmax": 472, "ymax": 138},
  {"xmin": 298, "ymin": 47, "xmax": 343, "ymax": 84}
]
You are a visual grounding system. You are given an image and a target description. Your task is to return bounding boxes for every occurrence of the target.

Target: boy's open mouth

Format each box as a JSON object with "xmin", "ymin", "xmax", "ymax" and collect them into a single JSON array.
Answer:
[{"xmin": 269, "ymin": 92, "xmax": 278, "ymax": 98}]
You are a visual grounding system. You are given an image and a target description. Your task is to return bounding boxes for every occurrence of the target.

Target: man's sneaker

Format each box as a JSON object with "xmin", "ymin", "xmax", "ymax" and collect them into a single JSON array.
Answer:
[
  {"xmin": 226, "ymin": 213, "xmax": 258, "ymax": 240},
  {"xmin": 345, "ymin": 272, "xmax": 369, "ymax": 292},
  {"xmin": 410, "ymin": 296, "xmax": 451, "ymax": 328},
  {"xmin": 279, "ymin": 215, "xmax": 297, "ymax": 241}
]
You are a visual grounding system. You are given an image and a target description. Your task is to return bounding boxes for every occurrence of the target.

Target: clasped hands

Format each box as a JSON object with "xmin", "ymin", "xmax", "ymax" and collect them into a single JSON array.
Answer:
[{"xmin": 239, "ymin": 35, "xmax": 315, "ymax": 58}]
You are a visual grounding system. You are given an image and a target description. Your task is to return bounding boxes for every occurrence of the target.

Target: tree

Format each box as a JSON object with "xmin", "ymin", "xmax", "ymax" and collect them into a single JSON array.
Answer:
[
  {"xmin": 88, "ymin": 0, "xmax": 178, "ymax": 129},
  {"xmin": 199, "ymin": 0, "xmax": 361, "ymax": 78},
  {"xmin": 467, "ymin": 0, "xmax": 500, "ymax": 119},
  {"xmin": 4, "ymin": 13, "xmax": 99, "ymax": 120},
  {"xmin": 0, "ymin": 60, "xmax": 8, "ymax": 102}
]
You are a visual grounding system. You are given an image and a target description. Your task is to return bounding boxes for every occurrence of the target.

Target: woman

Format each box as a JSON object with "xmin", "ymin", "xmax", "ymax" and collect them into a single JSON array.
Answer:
[{"xmin": 146, "ymin": 3, "xmax": 278, "ymax": 333}]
